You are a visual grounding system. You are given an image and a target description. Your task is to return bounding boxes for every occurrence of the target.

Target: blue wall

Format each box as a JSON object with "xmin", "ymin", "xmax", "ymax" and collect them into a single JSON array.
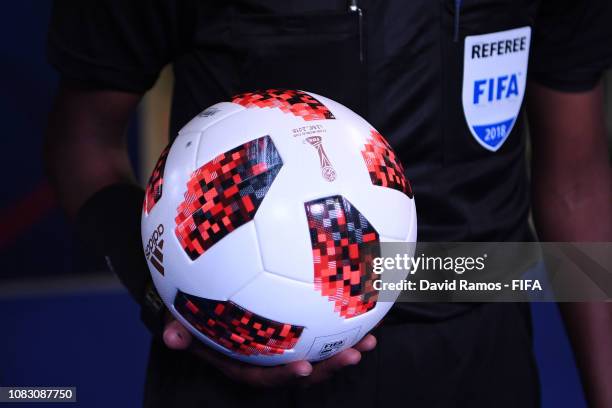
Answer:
[
  {"xmin": 1, "ymin": 291, "xmax": 150, "ymax": 407},
  {"xmin": 531, "ymin": 303, "xmax": 586, "ymax": 408},
  {"xmin": 0, "ymin": 0, "xmax": 139, "ymax": 280},
  {"xmin": 0, "ymin": 0, "xmax": 71, "ymax": 279}
]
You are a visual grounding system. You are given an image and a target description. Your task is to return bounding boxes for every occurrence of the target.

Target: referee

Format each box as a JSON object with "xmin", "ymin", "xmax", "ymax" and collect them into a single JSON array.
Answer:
[{"xmin": 45, "ymin": 0, "xmax": 612, "ymax": 407}]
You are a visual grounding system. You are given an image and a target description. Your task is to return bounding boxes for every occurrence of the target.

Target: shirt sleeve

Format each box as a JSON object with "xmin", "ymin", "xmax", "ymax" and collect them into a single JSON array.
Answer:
[
  {"xmin": 530, "ymin": 0, "xmax": 612, "ymax": 92},
  {"xmin": 47, "ymin": 0, "xmax": 191, "ymax": 93}
]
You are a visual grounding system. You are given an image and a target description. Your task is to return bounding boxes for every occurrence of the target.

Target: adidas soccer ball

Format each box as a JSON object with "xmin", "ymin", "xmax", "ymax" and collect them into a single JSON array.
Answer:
[{"xmin": 141, "ymin": 90, "xmax": 416, "ymax": 366}]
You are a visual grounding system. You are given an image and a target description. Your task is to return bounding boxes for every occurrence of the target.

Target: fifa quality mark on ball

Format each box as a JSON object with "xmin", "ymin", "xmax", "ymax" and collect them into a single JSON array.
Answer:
[
  {"xmin": 304, "ymin": 136, "xmax": 337, "ymax": 182},
  {"xmin": 319, "ymin": 339, "xmax": 345, "ymax": 357}
]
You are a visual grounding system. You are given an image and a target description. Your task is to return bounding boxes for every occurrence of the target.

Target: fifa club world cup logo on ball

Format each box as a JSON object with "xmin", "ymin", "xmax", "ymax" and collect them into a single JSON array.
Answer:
[{"xmin": 305, "ymin": 136, "xmax": 336, "ymax": 182}]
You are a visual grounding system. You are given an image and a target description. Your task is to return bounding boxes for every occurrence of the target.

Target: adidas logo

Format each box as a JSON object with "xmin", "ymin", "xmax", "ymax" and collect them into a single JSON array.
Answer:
[{"xmin": 145, "ymin": 224, "xmax": 165, "ymax": 275}]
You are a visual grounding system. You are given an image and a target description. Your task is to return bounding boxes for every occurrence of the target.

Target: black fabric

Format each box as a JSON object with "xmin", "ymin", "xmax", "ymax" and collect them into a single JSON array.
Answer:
[
  {"xmin": 75, "ymin": 183, "xmax": 148, "ymax": 303},
  {"xmin": 530, "ymin": 0, "xmax": 612, "ymax": 92},
  {"xmin": 47, "ymin": 0, "xmax": 612, "ymax": 251},
  {"xmin": 76, "ymin": 183, "xmax": 167, "ymax": 335},
  {"xmin": 48, "ymin": 1, "xmax": 612, "ymax": 252},
  {"xmin": 144, "ymin": 303, "xmax": 539, "ymax": 408},
  {"xmin": 46, "ymin": 0, "xmax": 607, "ymax": 323},
  {"xmin": 46, "ymin": 0, "xmax": 612, "ymax": 95},
  {"xmin": 47, "ymin": 0, "xmax": 193, "ymax": 93}
]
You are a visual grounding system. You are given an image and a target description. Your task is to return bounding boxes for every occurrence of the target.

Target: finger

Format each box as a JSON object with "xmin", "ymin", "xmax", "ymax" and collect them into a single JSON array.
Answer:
[
  {"xmin": 323, "ymin": 348, "xmax": 362, "ymax": 368},
  {"xmin": 240, "ymin": 360, "xmax": 313, "ymax": 387},
  {"xmin": 353, "ymin": 334, "xmax": 377, "ymax": 352},
  {"xmin": 163, "ymin": 320, "xmax": 192, "ymax": 350},
  {"xmin": 192, "ymin": 345, "xmax": 312, "ymax": 387},
  {"xmin": 303, "ymin": 348, "xmax": 361, "ymax": 385}
]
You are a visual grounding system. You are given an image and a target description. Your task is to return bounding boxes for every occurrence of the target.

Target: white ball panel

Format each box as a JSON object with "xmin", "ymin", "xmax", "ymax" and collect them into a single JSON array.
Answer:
[
  {"xmin": 253, "ymin": 113, "xmax": 381, "ymax": 283},
  {"xmin": 161, "ymin": 131, "xmax": 202, "ymax": 212},
  {"xmin": 173, "ymin": 222, "xmax": 263, "ymax": 301},
  {"xmin": 228, "ymin": 271, "xmax": 335, "ymax": 364},
  {"xmin": 253, "ymin": 165, "xmax": 328, "ymax": 283},
  {"xmin": 230, "ymin": 271, "xmax": 338, "ymax": 330},
  {"xmin": 194, "ymin": 108, "xmax": 290, "ymax": 170},
  {"xmin": 345, "ymin": 186, "xmax": 416, "ymax": 241},
  {"xmin": 405, "ymin": 202, "xmax": 418, "ymax": 242},
  {"xmin": 143, "ymin": 129, "xmax": 264, "ymax": 303}
]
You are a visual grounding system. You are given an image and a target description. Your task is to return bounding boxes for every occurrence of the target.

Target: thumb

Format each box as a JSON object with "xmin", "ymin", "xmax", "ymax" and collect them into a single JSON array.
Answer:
[{"xmin": 163, "ymin": 319, "xmax": 193, "ymax": 350}]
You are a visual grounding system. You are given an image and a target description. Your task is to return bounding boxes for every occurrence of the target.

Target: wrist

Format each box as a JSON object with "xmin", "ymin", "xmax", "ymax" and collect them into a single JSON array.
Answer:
[{"xmin": 75, "ymin": 183, "xmax": 167, "ymax": 334}]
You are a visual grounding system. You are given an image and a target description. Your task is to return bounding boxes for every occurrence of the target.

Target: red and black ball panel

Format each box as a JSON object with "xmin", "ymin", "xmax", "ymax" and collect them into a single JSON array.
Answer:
[
  {"xmin": 144, "ymin": 145, "xmax": 171, "ymax": 214},
  {"xmin": 362, "ymin": 130, "xmax": 413, "ymax": 198},
  {"xmin": 232, "ymin": 89, "xmax": 336, "ymax": 121},
  {"xmin": 174, "ymin": 290, "xmax": 304, "ymax": 356},
  {"xmin": 305, "ymin": 196, "xmax": 380, "ymax": 319},
  {"xmin": 175, "ymin": 135, "xmax": 283, "ymax": 260}
]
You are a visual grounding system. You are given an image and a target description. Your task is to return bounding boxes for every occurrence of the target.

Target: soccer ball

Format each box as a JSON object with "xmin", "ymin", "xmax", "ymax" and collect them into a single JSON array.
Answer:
[{"xmin": 141, "ymin": 90, "xmax": 417, "ymax": 366}]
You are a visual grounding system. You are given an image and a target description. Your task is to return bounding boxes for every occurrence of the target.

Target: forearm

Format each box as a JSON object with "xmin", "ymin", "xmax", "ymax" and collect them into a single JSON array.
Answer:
[
  {"xmin": 44, "ymin": 83, "xmax": 141, "ymax": 217},
  {"xmin": 532, "ymin": 167, "xmax": 611, "ymax": 240},
  {"xmin": 532, "ymin": 148, "xmax": 612, "ymax": 407},
  {"xmin": 528, "ymin": 81, "xmax": 612, "ymax": 407},
  {"xmin": 44, "ymin": 83, "xmax": 154, "ymax": 308},
  {"xmin": 529, "ymin": 82, "xmax": 612, "ymax": 241},
  {"xmin": 557, "ymin": 303, "xmax": 612, "ymax": 407}
]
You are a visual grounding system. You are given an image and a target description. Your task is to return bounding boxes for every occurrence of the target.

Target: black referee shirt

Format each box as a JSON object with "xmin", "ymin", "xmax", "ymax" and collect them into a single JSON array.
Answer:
[{"xmin": 48, "ymin": 0, "xmax": 612, "ymax": 321}]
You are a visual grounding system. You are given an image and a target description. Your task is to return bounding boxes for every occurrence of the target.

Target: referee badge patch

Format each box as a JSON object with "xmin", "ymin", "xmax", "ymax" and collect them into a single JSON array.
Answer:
[{"xmin": 462, "ymin": 26, "xmax": 531, "ymax": 152}]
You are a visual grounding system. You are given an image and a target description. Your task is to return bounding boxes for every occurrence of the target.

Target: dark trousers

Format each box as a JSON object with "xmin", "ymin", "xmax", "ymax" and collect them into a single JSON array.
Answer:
[{"xmin": 144, "ymin": 303, "xmax": 540, "ymax": 407}]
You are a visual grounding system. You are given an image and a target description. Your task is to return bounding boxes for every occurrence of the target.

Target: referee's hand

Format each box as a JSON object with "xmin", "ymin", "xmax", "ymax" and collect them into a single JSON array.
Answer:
[{"xmin": 162, "ymin": 315, "xmax": 376, "ymax": 387}]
